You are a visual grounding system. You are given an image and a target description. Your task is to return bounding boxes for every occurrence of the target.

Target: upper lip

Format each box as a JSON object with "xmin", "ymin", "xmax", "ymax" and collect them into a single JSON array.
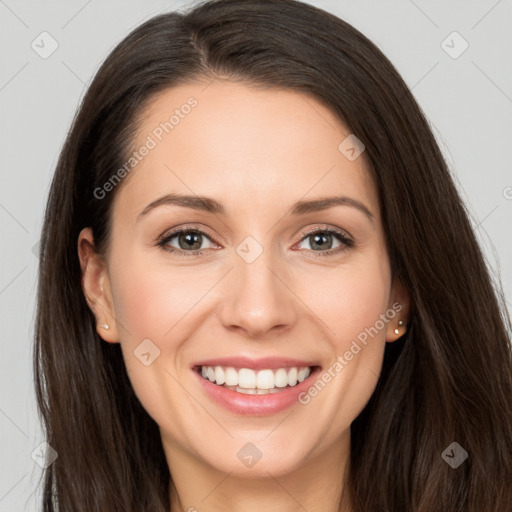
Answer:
[{"xmin": 192, "ymin": 356, "xmax": 320, "ymax": 371}]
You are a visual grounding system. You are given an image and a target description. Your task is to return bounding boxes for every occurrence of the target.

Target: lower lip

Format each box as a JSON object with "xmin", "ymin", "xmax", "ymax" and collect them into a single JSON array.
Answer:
[{"xmin": 193, "ymin": 367, "xmax": 321, "ymax": 416}]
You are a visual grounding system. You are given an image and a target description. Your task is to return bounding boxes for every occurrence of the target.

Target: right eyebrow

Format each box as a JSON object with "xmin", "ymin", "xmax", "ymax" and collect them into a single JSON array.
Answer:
[{"xmin": 137, "ymin": 193, "xmax": 225, "ymax": 221}]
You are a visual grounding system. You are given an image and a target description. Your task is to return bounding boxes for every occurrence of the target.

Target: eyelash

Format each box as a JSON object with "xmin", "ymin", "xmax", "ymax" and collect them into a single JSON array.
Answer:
[{"xmin": 157, "ymin": 224, "xmax": 354, "ymax": 258}]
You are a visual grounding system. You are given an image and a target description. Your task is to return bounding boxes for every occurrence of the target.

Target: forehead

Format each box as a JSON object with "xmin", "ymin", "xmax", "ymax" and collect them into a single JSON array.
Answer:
[{"xmin": 115, "ymin": 80, "xmax": 378, "ymax": 220}]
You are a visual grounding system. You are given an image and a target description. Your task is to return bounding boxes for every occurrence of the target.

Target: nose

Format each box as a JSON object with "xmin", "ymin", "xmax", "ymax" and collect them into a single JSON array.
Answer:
[{"xmin": 217, "ymin": 246, "xmax": 298, "ymax": 339}]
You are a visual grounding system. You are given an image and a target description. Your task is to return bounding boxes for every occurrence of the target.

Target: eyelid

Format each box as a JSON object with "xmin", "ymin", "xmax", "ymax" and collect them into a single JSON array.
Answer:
[
  {"xmin": 295, "ymin": 224, "xmax": 354, "ymax": 244},
  {"xmin": 158, "ymin": 223, "xmax": 220, "ymax": 245}
]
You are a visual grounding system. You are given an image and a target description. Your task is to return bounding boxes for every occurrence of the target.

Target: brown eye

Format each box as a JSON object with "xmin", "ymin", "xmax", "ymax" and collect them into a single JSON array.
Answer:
[
  {"xmin": 158, "ymin": 228, "xmax": 216, "ymax": 256},
  {"xmin": 296, "ymin": 228, "xmax": 354, "ymax": 257}
]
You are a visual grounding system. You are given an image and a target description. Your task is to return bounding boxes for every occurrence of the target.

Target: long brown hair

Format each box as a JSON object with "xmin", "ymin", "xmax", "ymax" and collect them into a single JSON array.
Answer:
[{"xmin": 34, "ymin": 0, "xmax": 512, "ymax": 510}]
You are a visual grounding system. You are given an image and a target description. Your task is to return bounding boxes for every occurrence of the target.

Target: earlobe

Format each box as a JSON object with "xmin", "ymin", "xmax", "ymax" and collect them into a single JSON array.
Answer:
[
  {"xmin": 77, "ymin": 227, "xmax": 120, "ymax": 344},
  {"xmin": 386, "ymin": 278, "xmax": 411, "ymax": 342}
]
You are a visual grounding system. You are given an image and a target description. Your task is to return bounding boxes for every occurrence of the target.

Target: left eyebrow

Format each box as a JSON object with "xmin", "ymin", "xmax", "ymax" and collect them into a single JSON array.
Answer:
[{"xmin": 288, "ymin": 196, "xmax": 374, "ymax": 222}]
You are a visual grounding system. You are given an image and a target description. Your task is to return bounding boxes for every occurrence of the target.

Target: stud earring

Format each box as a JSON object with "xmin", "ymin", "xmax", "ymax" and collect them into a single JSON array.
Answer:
[
  {"xmin": 394, "ymin": 319, "xmax": 404, "ymax": 335},
  {"xmin": 100, "ymin": 323, "xmax": 110, "ymax": 330}
]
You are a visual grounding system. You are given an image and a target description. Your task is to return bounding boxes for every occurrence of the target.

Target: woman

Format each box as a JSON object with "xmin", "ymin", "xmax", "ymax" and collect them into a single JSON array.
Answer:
[{"xmin": 34, "ymin": 0, "xmax": 512, "ymax": 510}]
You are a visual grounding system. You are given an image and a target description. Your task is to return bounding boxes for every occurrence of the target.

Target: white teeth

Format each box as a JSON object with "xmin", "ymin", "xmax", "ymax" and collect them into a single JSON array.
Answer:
[
  {"xmin": 274, "ymin": 368, "xmax": 289, "ymax": 388},
  {"xmin": 256, "ymin": 369, "xmax": 274, "ymax": 390},
  {"xmin": 199, "ymin": 365, "xmax": 313, "ymax": 391},
  {"xmin": 214, "ymin": 366, "xmax": 225, "ymax": 385},
  {"xmin": 225, "ymin": 367, "xmax": 238, "ymax": 386},
  {"xmin": 297, "ymin": 367, "xmax": 310, "ymax": 382},
  {"xmin": 229, "ymin": 386, "xmax": 282, "ymax": 395},
  {"xmin": 288, "ymin": 367, "xmax": 298, "ymax": 386},
  {"xmin": 238, "ymin": 368, "xmax": 256, "ymax": 389}
]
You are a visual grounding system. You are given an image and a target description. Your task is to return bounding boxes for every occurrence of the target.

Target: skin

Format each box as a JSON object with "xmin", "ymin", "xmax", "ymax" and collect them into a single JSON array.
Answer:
[{"xmin": 78, "ymin": 80, "xmax": 410, "ymax": 512}]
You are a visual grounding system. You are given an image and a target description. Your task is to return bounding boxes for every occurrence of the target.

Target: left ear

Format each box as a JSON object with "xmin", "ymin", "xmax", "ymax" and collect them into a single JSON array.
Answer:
[{"xmin": 385, "ymin": 277, "xmax": 411, "ymax": 342}]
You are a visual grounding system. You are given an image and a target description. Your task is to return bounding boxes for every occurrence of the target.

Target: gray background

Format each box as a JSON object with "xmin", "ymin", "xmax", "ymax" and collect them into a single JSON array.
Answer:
[{"xmin": 1, "ymin": 0, "xmax": 511, "ymax": 509}]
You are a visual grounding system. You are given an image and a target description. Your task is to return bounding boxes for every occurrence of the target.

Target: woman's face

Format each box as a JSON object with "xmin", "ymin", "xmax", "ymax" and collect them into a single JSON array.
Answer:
[{"xmin": 80, "ymin": 80, "xmax": 408, "ymax": 478}]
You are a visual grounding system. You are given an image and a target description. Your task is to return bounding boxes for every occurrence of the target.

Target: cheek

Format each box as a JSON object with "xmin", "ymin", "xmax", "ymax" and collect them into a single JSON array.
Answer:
[
  {"xmin": 295, "ymin": 250, "xmax": 392, "ymax": 427},
  {"xmin": 106, "ymin": 250, "xmax": 188, "ymax": 382},
  {"xmin": 304, "ymin": 252, "xmax": 391, "ymax": 349},
  {"xmin": 109, "ymin": 251, "xmax": 206, "ymax": 344},
  {"xmin": 335, "ymin": 251, "xmax": 392, "ymax": 373},
  {"xmin": 107, "ymin": 254, "xmax": 200, "ymax": 431}
]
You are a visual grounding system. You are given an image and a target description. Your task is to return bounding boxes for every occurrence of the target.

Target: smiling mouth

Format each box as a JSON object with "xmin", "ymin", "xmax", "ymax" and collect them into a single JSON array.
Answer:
[{"xmin": 195, "ymin": 365, "xmax": 318, "ymax": 395}]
